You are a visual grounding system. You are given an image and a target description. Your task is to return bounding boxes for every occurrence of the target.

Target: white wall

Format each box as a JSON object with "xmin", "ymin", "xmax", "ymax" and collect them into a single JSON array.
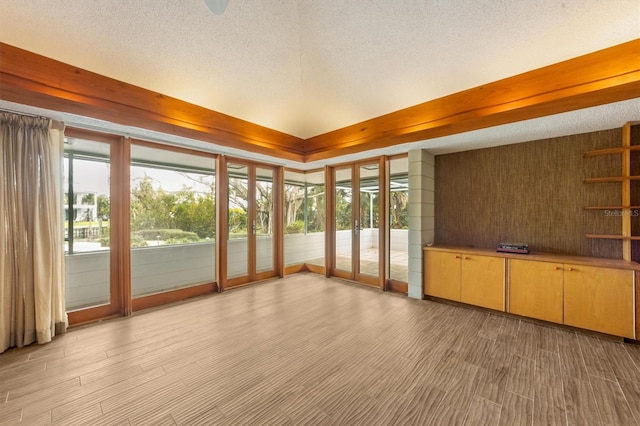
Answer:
[
  {"xmin": 283, "ymin": 229, "xmax": 404, "ymax": 266},
  {"xmin": 256, "ymin": 236, "xmax": 274, "ymax": 273},
  {"xmin": 66, "ymin": 228, "xmax": 410, "ymax": 309},
  {"xmin": 65, "ymin": 251, "xmax": 110, "ymax": 310},
  {"xmin": 408, "ymin": 149, "xmax": 435, "ymax": 299},
  {"xmin": 65, "ymin": 242, "xmax": 217, "ymax": 308},
  {"xmin": 336, "ymin": 229, "xmax": 352, "ymax": 256},
  {"xmin": 227, "ymin": 236, "xmax": 274, "ymax": 277},
  {"xmin": 390, "ymin": 229, "xmax": 408, "ymax": 252},
  {"xmin": 131, "ymin": 242, "xmax": 216, "ymax": 297},
  {"xmin": 284, "ymin": 232, "xmax": 325, "ymax": 266},
  {"xmin": 360, "ymin": 228, "xmax": 378, "ymax": 250}
]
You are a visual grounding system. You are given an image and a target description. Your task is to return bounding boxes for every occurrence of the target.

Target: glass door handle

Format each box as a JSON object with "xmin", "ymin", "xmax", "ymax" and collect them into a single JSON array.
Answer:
[
  {"xmin": 252, "ymin": 220, "xmax": 256, "ymax": 234},
  {"xmin": 354, "ymin": 220, "xmax": 359, "ymax": 236}
]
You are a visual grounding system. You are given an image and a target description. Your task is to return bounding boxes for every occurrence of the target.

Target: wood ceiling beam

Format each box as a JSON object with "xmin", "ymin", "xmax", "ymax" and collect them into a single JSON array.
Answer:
[
  {"xmin": 304, "ymin": 39, "xmax": 640, "ymax": 162},
  {"xmin": 0, "ymin": 43, "xmax": 306, "ymax": 162},
  {"xmin": 1, "ymin": 40, "xmax": 639, "ymax": 163}
]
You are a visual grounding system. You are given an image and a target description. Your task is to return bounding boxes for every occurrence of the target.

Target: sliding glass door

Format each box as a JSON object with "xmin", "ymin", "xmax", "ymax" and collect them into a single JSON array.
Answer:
[
  {"xmin": 358, "ymin": 163, "xmax": 381, "ymax": 283},
  {"xmin": 64, "ymin": 129, "xmax": 126, "ymax": 323},
  {"xmin": 334, "ymin": 166, "xmax": 354, "ymax": 275},
  {"xmin": 226, "ymin": 161, "xmax": 278, "ymax": 287},
  {"xmin": 332, "ymin": 161, "xmax": 382, "ymax": 287},
  {"xmin": 129, "ymin": 142, "xmax": 216, "ymax": 309},
  {"xmin": 283, "ymin": 169, "xmax": 326, "ymax": 273}
]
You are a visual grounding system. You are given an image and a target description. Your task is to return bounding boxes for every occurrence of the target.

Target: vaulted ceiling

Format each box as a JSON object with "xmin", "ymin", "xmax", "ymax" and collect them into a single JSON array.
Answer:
[{"xmin": 1, "ymin": 0, "xmax": 639, "ymax": 167}]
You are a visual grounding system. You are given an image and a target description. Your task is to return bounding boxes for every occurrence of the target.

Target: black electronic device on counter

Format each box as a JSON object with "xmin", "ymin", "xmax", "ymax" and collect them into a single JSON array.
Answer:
[{"xmin": 496, "ymin": 243, "xmax": 529, "ymax": 254}]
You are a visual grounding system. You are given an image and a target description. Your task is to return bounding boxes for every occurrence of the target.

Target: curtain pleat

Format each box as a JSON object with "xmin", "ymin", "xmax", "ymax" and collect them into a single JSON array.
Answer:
[{"xmin": 0, "ymin": 112, "xmax": 67, "ymax": 354}]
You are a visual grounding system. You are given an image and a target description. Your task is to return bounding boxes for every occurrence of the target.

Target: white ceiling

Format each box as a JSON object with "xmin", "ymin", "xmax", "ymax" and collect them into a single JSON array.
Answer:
[{"xmin": 1, "ymin": 0, "xmax": 639, "ymax": 167}]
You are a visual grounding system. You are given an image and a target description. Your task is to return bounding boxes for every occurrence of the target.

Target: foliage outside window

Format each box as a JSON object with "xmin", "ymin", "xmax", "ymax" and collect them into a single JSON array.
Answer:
[
  {"xmin": 359, "ymin": 190, "xmax": 379, "ymax": 229},
  {"xmin": 129, "ymin": 171, "xmax": 215, "ymax": 247},
  {"xmin": 390, "ymin": 177, "xmax": 408, "ymax": 230},
  {"xmin": 129, "ymin": 144, "xmax": 215, "ymax": 248},
  {"xmin": 255, "ymin": 175, "xmax": 274, "ymax": 236},
  {"xmin": 335, "ymin": 184, "xmax": 352, "ymax": 231},
  {"xmin": 284, "ymin": 181, "xmax": 325, "ymax": 234},
  {"xmin": 227, "ymin": 169, "xmax": 248, "ymax": 238}
]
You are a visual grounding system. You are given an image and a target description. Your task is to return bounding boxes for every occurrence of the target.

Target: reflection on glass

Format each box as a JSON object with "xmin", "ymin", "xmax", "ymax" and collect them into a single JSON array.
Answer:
[
  {"xmin": 256, "ymin": 167, "xmax": 274, "ymax": 273},
  {"xmin": 64, "ymin": 139, "xmax": 111, "ymax": 310},
  {"xmin": 335, "ymin": 168, "xmax": 352, "ymax": 272},
  {"xmin": 130, "ymin": 144, "xmax": 216, "ymax": 297},
  {"xmin": 227, "ymin": 163, "xmax": 249, "ymax": 279},
  {"xmin": 305, "ymin": 171, "xmax": 325, "ymax": 267},
  {"xmin": 389, "ymin": 158, "xmax": 409, "ymax": 282},
  {"xmin": 284, "ymin": 171, "xmax": 305, "ymax": 236},
  {"xmin": 284, "ymin": 170, "xmax": 325, "ymax": 267},
  {"xmin": 359, "ymin": 164, "xmax": 379, "ymax": 278}
]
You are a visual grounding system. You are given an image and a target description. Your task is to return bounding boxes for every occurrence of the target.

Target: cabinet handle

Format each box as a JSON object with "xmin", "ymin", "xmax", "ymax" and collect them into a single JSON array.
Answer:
[
  {"xmin": 463, "ymin": 256, "xmax": 470, "ymax": 260},
  {"xmin": 567, "ymin": 267, "xmax": 574, "ymax": 272},
  {"xmin": 455, "ymin": 255, "xmax": 461, "ymax": 259},
  {"xmin": 554, "ymin": 266, "xmax": 560, "ymax": 270}
]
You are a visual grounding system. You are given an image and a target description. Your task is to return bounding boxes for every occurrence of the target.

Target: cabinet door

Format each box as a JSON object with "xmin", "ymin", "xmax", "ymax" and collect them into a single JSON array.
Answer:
[
  {"xmin": 564, "ymin": 265, "xmax": 634, "ymax": 338},
  {"xmin": 424, "ymin": 251, "xmax": 461, "ymax": 301},
  {"xmin": 460, "ymin": 255, "xmax": 504, "ymax": 311},
  {"xmin": 509, "ymin": 259, "xmax": 563, "ymax": 324}
]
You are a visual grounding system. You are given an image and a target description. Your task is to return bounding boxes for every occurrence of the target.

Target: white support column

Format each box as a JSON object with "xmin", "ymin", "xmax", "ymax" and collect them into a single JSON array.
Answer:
[{"xmin": 407, "ymin": 149, "xmax": 435, "ymax": 299}]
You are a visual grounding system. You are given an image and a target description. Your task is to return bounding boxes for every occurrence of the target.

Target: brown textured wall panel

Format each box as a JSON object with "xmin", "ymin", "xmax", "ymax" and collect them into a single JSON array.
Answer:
[
  {"xmin": 631, "ymin": 125, "xmax": 640, "ymax": 263},
  {"xmin": 435, "ymin": 129, "xmax": 623, "ymax": 258}
]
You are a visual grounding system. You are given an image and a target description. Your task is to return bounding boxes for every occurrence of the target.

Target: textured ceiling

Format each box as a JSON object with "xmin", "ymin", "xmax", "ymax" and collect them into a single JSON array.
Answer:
[{"xmin": 1, "ymin": 0, "xmax": 639, "ymax": 142}]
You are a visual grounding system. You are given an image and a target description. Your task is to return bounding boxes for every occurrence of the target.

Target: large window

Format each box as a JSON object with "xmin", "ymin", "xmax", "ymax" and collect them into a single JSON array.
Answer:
[
  {"xmin": 62, "ymin": 126, "xmax": 404, "ymax": 323},
  {"xmin": 130, "ymin": 143, "xmax": 216, "ymax": 298},
  {"xmin": 284, "ymin": 170, "xmax": 325, "ymax": 268}
]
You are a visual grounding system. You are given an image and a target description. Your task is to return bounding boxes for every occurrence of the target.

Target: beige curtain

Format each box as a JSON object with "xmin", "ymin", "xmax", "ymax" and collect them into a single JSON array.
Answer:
[{"xmin": 0, "ymin": 112, "xmax": 67, "ymax": 354}]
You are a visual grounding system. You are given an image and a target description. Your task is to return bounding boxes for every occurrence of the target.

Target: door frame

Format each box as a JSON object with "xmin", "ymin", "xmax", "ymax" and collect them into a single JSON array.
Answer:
[
  {"xmin": 65, "ymin": 127, "xmax": 131, "ymax": 325},
  {"xmin": 327, "ymin": 157, "xmax": 387, "ymax": 289},
  {"xmin": 218, "ymin": 157, "xmax": 283, "ymax": 290}
]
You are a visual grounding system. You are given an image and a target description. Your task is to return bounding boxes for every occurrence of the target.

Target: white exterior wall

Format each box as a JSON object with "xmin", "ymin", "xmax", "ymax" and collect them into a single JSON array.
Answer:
[
  {"xmin": 66, "ymin": 228, "xmax": 410, "ymax": 308},
  {"xmin": 65, "ymin": 251, "xmax": 110, "ymax": 310},
  {"xmin": 336, "ymin": 229, "xmax": 352, "ymax": 256},
  {"xmin": 407, "ymin": 149, "xmax": 435, "ymax": 299},
  {"xmin": 256, "ymin": 236, "xmax": 274, "ymax": 272},
  {"xmin": 131, "ymin": 242, "xmax": 216, "ymax": 297},
  {"xmin": 65, "ymin": 242, "xmax": 217, "ymax": 308},
  {"xmin": 390, "ymin": 229, "xmax": 408, "ymax": 252},
  {"xmin": 226, "ymin": 237, "xmax": 247, "ymax": 278},
  {"xmin": 227, "ymin": 237, "xmax": 274, "ymax": 277},
  {"xmin": 360, "ymin": 228, "xmax": 378, "ymax": 250},
  {"xmin": 283, "ymin": 229, "xmax": 400, "ymax": 266},
  {"xmin": 284, "ymin": 232, "xmax": 325, "ymax": 266}
]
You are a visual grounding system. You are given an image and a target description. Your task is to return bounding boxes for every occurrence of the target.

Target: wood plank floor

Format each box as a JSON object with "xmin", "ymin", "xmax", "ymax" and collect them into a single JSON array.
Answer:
[{"xmin": 1, "ymin": 273, "xmax": 640, "ymax": 425}]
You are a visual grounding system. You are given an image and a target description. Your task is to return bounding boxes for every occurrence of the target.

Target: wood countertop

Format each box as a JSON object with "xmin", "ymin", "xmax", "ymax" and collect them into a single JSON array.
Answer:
[{"xmin": 424, "ymin": 245, "xmax": 640, "ymax": 271}]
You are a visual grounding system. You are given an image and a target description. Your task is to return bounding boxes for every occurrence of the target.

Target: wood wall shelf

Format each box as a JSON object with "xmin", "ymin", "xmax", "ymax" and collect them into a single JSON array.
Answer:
[
  {"xmin": 585, "ymin": 234, "xmax": 640, "ymax": 241},
  {"xmin": 583, "ymin": 206, "xmax": 640, "ymax": 210},
  {"xmin": 584, "ymin": 145, "xmax": 640, "ymax": 157},
  {"xmin": 583, "ymin": 176, "xmax": 640, "ymax": 183},
  {"xmin": 584, "ymin": 122, "xmax": 639, "ymax": 261}
]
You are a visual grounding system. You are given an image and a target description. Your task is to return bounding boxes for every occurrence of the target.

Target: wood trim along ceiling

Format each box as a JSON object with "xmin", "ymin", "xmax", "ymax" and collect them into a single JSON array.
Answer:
[
  {"xmin": 1, "ymin": 39, "xmax": 639, "ymax": 163},
  {"xmin": 0, "ymin": 43, "xmax": 305, "ymax": 162},
  {"xmin": 304, "ymin": 39, "xmax": 640, "ymax": 161}
]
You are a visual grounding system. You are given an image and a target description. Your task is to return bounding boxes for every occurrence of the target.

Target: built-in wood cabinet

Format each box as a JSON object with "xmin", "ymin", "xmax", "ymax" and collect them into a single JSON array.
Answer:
[
  {"xmin": 564, "ymin": 264, "xmax": 635, "ymax": 338},
  {"xmin": 424, "ymin": 250, "xmax": 504, "ymax": 311},
  {"xmin": 460, "ymin": 255, "xmax": 504, "ymax": 311},
  {"xmin": 424, "ymin": 246, "xmax": 638, "ymax": 339},
  {"xmin": 509, "ymin": 259, "xmax": 564, "ymax": 324},
  {"xmin": 424, "ymin": 251, "xmax": 461, "ymax": 301}
]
